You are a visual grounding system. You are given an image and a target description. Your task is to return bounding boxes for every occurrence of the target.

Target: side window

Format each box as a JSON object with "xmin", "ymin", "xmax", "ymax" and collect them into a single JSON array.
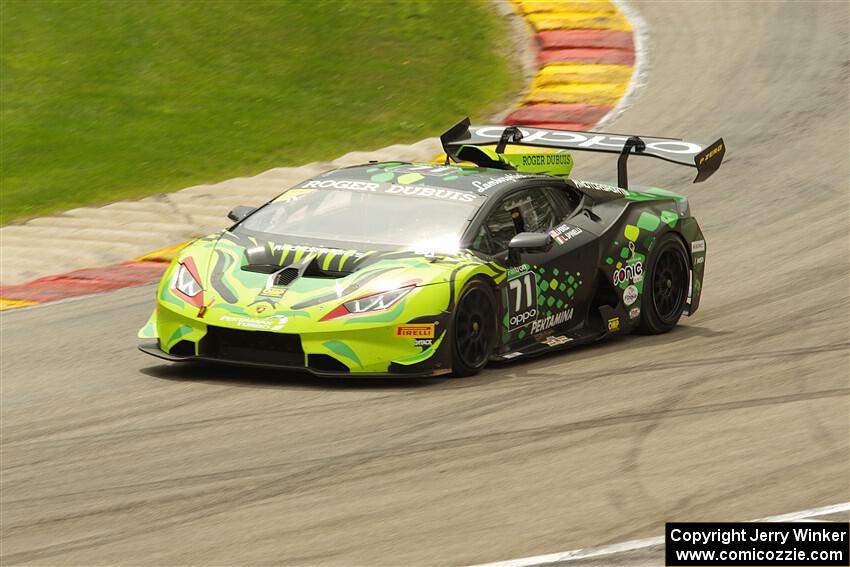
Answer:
[
  {"xmin": 483, "ymin": 197, "xmax": 521, "ymax": 253},
  {"xmin": 518, "ymin": 187, "xmax": 560, "ymax": 233},
  {"xmin": 472, "ymin": 187, "xmax": 570, "ymax": 254},
  {"xmin": 471, "ymin": 224, "xmax": 495, "ymax": 255},
  {"xmin": 475, "ymin": 187, "xmax": 564, "ymax": 254},
  {"xmin": 543, "ymin": 186, "xmax": 575, "ymax": 220}
]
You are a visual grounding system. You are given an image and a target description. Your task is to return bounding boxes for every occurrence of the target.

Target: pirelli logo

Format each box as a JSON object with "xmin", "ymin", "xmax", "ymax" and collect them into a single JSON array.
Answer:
[{"xmin": 395, "ymin": 324, "xmax": 435, "ymax": 338}]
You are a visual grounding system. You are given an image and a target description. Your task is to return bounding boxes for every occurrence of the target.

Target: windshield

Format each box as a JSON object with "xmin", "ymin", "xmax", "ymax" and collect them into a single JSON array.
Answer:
[{"xmin": 235, "ymin": 183, "xmax": 482, "ymax": 252}]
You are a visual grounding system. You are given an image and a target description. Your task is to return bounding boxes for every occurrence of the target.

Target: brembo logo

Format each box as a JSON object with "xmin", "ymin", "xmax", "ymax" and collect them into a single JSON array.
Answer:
[{"xmin": 471, "ymin": 127, "xmax": 703, "ymax": 155}]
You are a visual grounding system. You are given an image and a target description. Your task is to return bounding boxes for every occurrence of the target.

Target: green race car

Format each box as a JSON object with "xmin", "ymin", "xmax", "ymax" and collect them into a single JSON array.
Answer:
[{"xmin": 138, "ymin": 118, "xmax": 724, "ymax": 377}]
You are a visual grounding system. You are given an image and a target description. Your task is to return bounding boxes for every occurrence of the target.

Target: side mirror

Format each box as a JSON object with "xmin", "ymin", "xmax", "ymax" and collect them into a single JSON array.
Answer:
[
  {"xmin": 507, "ymin": 231, "xmax": 552, "ymax": 265},
  {"xmin": 227, "ymin": 205, "xmax": 256, "ymax": 223}
]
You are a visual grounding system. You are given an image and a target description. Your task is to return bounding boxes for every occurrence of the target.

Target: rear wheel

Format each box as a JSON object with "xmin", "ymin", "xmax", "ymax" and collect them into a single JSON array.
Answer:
[
  {"xmin": 452, "ymin": 280, "xmax": 498, "ymax": 377},
  {"xmin": 638, "ymin": 233, "xmax": 690, "ymax": 334}
]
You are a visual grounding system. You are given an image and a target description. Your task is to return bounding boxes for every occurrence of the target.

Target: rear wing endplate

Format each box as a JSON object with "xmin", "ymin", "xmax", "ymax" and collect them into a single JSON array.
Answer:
[{"xmin": 440, "ymin": 117, "xmax": 725, "ymax": 189}]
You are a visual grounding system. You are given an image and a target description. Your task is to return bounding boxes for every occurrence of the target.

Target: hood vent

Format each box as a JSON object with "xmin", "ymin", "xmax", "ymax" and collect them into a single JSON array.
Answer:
[
  {"xmin": 244, "ymin": 251, "xmax": 359, "ymax": 284},
  {"xmin": 242, "ymin": 263, "xmax": 280, "ymax": 274},
  {"xmin": 274, "ymin": 267, "xmax": 300, "ymax": 286},
  {"xmin": 300, "ymin": 255, "xmax": 354, "ymax": 279}
]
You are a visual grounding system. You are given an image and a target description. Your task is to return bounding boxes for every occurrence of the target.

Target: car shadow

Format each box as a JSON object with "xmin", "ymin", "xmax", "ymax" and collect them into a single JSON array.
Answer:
[
  {"xmin": 486, "ymin": 322, "xmax": 735, "ymax": 375},
  {"xmin": 139, "ymin": 323, "xmax": 732, "ymax": 390},
  {"xmin": 140, "ymin": 360, "xmax": 445, "ymax": 390}
]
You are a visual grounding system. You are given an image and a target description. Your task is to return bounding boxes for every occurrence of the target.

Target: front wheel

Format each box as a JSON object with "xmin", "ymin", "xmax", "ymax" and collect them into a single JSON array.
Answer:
[
  {"xmin": 638, "ymin": 233, "xmax": 690, "ymax": 334},
  {"xmin": 451, "ymin": 279, "xmax": 498, "ymax": 377}
]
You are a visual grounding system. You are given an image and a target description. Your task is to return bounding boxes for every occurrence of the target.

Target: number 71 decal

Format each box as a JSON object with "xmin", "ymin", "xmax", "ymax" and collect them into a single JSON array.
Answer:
[{"xmin": 507, "ymin": 272, "xmax": 538, "ymax": 330}]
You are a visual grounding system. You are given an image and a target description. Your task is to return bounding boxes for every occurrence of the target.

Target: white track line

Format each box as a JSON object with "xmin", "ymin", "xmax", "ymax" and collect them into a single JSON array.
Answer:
[
  {"xmin": 469, "ymin": 502, "xmax": 850, "ymax": 567},
  {"xmin": 596, "ymin": 0, "xmax": 651, "ymax": 130}
]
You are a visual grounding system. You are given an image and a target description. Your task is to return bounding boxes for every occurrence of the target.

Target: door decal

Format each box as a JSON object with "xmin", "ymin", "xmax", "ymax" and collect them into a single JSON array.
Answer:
[{"xmin": 507, "ymin": 270, "xmax": 537, "ymax": 330}]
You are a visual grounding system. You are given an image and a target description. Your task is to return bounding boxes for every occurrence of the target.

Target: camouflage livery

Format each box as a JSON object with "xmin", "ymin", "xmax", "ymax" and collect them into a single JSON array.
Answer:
[{"xmin": 140, "ymin": 228, "xmax": 505, "ymax": 376}]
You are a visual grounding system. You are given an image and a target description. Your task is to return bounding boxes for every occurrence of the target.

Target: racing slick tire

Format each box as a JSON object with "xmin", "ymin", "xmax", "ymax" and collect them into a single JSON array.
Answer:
[
  {"xmin": 638, "ymin": 233, "xmax": 690, "ymax": 335},
  {"xmin": 451, "ymin": 279, "xmax": 498, "ymax": 377}
]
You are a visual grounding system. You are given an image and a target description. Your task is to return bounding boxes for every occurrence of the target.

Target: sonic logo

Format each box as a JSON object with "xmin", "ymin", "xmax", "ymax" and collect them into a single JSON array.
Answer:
[{"xmin": 613, "ymin": 261, "xmax": 643, "ymax": 286}]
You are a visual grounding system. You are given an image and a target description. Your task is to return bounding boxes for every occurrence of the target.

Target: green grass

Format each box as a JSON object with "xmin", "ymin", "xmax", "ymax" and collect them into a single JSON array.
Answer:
[{"xmin": 0, "ymin": 0, "xmax": 519, "ymax": 224}]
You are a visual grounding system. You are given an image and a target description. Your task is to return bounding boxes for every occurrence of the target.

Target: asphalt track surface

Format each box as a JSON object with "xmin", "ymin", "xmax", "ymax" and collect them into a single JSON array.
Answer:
[{"xmin": 2, "ymin": 2, "xmax": 848, "ymax": 565}]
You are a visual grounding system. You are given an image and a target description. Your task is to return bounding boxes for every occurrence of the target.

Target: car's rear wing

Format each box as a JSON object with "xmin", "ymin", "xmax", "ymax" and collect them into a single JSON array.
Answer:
[{"xmin": 439, "ymin": 117, "xmax": 725, "ymax": 190}]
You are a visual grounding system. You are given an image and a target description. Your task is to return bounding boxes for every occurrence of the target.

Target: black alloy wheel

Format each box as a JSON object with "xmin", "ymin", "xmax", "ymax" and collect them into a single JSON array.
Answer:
[
  {"xmin": 639, "ymin": 233, "xmax": 690, "ymax": 334},
  {"xmin": 653, "ymin": 245, "xmax": 689, "ymax": 321},
  {"xmin": 452, "ymin": 280, "xmax": 497, "ymax": 376}
]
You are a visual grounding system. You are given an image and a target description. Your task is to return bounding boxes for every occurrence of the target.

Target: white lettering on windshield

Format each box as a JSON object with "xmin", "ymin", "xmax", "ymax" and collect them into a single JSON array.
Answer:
[
  {"xmin": 300, "ymin": 179, "xmax": 479, "ymax": 203},
  {"xmin": 302, "ymin": 179, "xmax": 379, "ymax": 191}
]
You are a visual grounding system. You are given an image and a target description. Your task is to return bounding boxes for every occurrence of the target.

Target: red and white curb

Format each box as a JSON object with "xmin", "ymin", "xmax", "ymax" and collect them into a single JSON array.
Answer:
[
  {"xmin": 0, "ymin": 261, "xmax": 169, "ymax": 309},
  {"xmin": 505, "ymin": 0, "xmax": 636, "ymax": 129}
]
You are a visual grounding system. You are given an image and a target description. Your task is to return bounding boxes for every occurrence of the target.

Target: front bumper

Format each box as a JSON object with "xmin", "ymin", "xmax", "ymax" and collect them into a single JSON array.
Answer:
[
  {"xmin": 144, "ymin": 300, "xmax": 454, "ymax": 376},
  {"xmin": 138, "ymin": 341, "xmax": 448, "ymax": 378}
]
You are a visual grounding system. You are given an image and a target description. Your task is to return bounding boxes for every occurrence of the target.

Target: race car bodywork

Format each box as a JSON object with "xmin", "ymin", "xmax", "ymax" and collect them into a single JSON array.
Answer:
[{"xmin": 139, "ymin": 119, "xmax": 724, "ymax": 377}]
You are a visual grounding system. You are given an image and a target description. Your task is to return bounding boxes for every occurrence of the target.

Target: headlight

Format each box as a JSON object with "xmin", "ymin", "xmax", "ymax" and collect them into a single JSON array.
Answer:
[
  {"xmin": 321, "ymin": 286, "xmax": 414, "ymax": 321},
  {"xmin": 343, "ymin": 287, "xmax": 412, "ymax": 313},
  {"xmin": 173, "ymin": 263, "xmax": 202, "ymax": 297}
]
